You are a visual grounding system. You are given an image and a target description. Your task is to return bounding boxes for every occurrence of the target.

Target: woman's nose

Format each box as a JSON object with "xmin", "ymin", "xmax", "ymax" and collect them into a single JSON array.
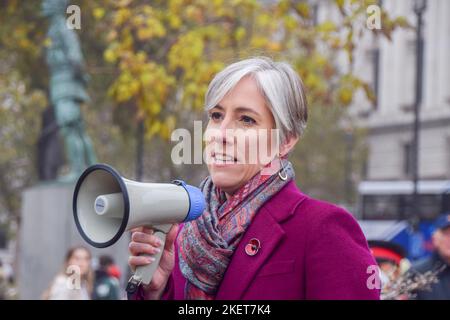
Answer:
[{"xmin": 217, "ymin": 117, "xmax": 236, "ymax": 143}]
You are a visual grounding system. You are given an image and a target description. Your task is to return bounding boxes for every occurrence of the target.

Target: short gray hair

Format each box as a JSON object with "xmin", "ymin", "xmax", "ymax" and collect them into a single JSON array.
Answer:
[{"xmin": 205, "ymin": 56, "xmax": 308, "ymax": 144}]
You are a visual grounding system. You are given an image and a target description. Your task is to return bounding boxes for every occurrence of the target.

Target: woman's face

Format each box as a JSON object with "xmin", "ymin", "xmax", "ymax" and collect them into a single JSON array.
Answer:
[
  {"xmin": 68, "ymin": 248, "xmax": 91, "ymax": 276},
  {"xmin": 205, "ymin": 76, "xmax": 278, "ymax": 196}
]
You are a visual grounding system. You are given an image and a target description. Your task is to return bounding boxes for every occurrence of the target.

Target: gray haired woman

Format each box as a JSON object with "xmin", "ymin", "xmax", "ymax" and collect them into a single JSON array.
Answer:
[{"xmin": 128, "ymin": 57, "xmax": 379, "ymax": 300}]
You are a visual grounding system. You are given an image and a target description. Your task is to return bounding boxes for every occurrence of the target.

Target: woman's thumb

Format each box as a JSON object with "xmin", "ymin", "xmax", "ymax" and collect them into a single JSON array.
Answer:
[{"xmin": 164, "ymin": 223, "xmax": 179, "ymax": 251}]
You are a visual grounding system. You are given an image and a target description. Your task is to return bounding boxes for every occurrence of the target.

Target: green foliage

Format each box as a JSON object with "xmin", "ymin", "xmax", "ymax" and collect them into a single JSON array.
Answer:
[{"xmin": 0, "ymin": 59, "xmax": 47, "ymax": 221}]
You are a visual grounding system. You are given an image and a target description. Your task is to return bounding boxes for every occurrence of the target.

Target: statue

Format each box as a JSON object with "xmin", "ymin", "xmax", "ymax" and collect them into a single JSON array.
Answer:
[
  {"xmin": 37, "ymin": 104, "xmax": 64, "ymax": 181},
  {"xmin": 41, "ymin": 0, "xmax": 97, "ymax": 182}
]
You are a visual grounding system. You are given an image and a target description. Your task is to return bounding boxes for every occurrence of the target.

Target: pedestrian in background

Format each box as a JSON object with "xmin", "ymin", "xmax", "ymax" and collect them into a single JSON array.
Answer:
[
  {"xmin": 42, "ymin": 245, "xmax": 93, "ymax": 300},
  {"xmin": 92, "ymin": 255, "xmax": 121, "ymax": 300},
  {"xmin": 368, "ymin": 240, "xmax": 410, "ymax": 299},
  {"xmin": 413, "ymin": 214, "xmax": 450, "ymax": 300},
  {"xmin": 0, "ymin": 261, "xmax": 7, "ymax": 300}
]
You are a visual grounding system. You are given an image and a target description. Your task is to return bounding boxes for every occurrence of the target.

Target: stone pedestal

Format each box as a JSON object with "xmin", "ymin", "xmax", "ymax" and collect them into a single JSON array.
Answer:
[{"xmin": 18, "ymin": 183, "xmax": 129, "ymax": 299}]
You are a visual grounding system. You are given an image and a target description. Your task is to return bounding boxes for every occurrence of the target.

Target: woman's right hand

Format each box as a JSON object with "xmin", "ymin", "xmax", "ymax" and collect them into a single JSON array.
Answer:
[{"xmin": 128, "ymin": 224, "xmax": 179, "ymax": 299}]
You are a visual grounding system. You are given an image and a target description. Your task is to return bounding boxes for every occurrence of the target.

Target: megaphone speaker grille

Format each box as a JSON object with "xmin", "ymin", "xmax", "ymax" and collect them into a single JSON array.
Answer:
[{"xmin": 73, "ymin": 164, "xmax": 130, "ymax": 248}]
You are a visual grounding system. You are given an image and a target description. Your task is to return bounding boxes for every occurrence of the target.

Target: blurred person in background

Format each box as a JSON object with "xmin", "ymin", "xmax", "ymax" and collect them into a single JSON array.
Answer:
[
  {"xmin": 413, "ymin": 214, "xmax": 450, "ymax": 300},
  {"xmin": 92, "ymin": 255, "xmax": 121, "ymax": 300},
  {"xmin": 368, "ymin": 240, "xmax": 410, "ymax": 299},
  {"xmin": 0, "ymin": 260, "xmax": 17, "ymax": 300},
  {"xmin": 42, "ymin": 245, "xmax": 93, "ymax": 300},
  {"xmin": 369, "ymin": 240, "xmax": 409, "ymax": 283},
  {"xmin": 0, "ymin": 260, "xmax": 6, "ymax": 300}
]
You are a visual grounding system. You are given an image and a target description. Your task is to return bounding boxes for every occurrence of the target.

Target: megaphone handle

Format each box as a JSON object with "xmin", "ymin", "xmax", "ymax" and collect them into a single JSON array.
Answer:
[
  {"xmin": 135, "ymin": 229, "xmax": 167, "ymax": 285},
  {"xmin": 126, "ymin": 224, "xmax": 171, "ymax": 295}
]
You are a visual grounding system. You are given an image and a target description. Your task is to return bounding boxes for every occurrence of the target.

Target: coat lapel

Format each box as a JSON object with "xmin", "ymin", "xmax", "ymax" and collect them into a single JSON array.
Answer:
[
  {"xmin": 215, "ymin": 180, "xmax": 307, "ymax": 299},
  {"xmin": 215, "ymin": 208, "xmax": 285, "ymax": 299}
]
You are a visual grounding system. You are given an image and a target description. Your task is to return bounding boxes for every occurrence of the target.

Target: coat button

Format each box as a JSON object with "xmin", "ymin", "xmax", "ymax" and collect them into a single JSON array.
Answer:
[{"xmin": 245, "ymin": 238, "xmax": 261, "ymax": 256}]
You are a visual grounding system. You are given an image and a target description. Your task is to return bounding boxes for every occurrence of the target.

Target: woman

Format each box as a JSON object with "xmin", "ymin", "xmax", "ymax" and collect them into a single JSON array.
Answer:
[
  {"xmin": 43, "ymin": 245, "xmax": 93, "ymax": 300},
  {"xmin": 129, "ymin": 57, "xmax": 379, "ymax": 300}
]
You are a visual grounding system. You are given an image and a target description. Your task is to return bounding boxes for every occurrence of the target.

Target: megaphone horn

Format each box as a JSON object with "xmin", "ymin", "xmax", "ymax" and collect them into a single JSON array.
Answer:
[{"xmin": 72, "ymin": 164, "xmax": 205, "ymax": 294}]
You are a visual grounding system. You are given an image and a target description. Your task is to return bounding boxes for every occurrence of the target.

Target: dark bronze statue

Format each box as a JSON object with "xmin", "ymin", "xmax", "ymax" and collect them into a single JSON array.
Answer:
[{"xmin": 41, "ymin": 0, "xmax": 96, "ymax": 182}]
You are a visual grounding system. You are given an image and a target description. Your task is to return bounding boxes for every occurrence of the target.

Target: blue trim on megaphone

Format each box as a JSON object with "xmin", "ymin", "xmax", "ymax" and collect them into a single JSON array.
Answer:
[{"xmin": 172, "ymin": 180, "xmax": 205, "ymax": 222}]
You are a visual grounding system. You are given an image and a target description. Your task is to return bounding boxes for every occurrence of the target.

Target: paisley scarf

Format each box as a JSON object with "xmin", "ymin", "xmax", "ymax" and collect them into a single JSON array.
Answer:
[{"xmin": 177, "ymin": 159, "xmax": 295, "ymax": 299}]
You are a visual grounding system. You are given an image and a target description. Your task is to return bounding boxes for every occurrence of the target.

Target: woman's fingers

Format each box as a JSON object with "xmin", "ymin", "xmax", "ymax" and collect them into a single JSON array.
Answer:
[
  {"xmin": 142, "ymin": 226, "xmax": 154, "ymax": 234},
  {"xmin": 128, "ymin": 255, "xmax": 155, "ymax": 272},
  {"xmin": 129, "ymin": 227, "xmax": 142, "ymax": 234},
  {"xmin": 128, "ymin": 225, "xmax": 179, "ymax": 291},
  {"xmin": 129, "ymin": 241, "xmax": 161, "ymax": 256},
  {"xmin": 128, "ymin": 227, "xmax": 163, "ymax": 271},
  {"xmin": 131, "ymin": 231, "xmax": 163, "ymax": 247},
  {"xmin": 130, "ymin": 226, "xmax": 154, "ymax": 234}
]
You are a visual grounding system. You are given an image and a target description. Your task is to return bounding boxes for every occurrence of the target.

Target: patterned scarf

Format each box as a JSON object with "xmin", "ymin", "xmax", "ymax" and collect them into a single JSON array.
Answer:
[{"xmin": 177, "ymin": 159, "xmax": 295, "ymax": 300}]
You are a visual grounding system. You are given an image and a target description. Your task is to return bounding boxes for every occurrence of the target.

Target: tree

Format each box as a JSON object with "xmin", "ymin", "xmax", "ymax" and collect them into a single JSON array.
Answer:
[
  {"xmin": 91, "ymin": 0, "xmax": 408, "ymax": 202},
  {"xmin": 0, "ymin": 0, "xmax": 410, "ymax": 230},
  {"xmin": 0, "ymin": 58, "xmax": 47, "ymax": 226}
]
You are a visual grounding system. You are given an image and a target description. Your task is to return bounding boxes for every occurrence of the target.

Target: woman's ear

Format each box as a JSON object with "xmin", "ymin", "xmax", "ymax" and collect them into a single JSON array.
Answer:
[{"xmin": 279, "ymin": 134, "xmax": 299, "ymax": 157}]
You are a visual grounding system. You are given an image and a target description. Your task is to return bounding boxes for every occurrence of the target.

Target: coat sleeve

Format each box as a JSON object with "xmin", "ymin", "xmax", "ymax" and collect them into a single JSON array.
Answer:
[
  {"xmin": 304, "ymin": 206, "xmax": 380, "ymax": 300},
  {"xmin": 160, "ymin": 273, "xmax": 175, "ymax": 300}
]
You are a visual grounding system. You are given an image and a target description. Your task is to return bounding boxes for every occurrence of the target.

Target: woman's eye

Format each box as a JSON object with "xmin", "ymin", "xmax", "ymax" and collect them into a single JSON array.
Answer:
[
  {"xmin": 240, "ymin": 115, "xmax": 256, "ymax": 125},
  {"xmin": 210, "ymin": 112, "xmax": 223, "ymax": 121}
]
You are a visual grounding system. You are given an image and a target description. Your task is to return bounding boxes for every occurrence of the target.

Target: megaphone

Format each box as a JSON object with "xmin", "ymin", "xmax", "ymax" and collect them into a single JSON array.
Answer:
[{"xmin": 72, "ymin": 164, "xmax": 205, "ymax": 293}]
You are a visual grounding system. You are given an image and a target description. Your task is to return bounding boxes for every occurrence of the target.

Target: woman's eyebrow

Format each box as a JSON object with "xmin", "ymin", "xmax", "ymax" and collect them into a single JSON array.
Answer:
[
  {"xmin": 212, "ymin": 104, "xmax": 225, "ymax": 111},
  {"xmin": 211, "ymin": 104, "xmax": 261, "ymax": 118},
  {"xmin": 234, "ymin": 106, "xmax": 260, "ymax": 117},
  {"xmin": 207, "ymin": 105, "xmax": 223, "ymax": 115}
]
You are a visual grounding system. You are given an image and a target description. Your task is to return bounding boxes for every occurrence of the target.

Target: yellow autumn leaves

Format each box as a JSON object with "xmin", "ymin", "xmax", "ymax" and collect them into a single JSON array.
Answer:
[
  {"xmin": 94, "ymin": 0, "xmax": 406, "ymax": 140},
  {"xmin": 98, "ymin": 0, "xmax": 272, "ymax": 141}
]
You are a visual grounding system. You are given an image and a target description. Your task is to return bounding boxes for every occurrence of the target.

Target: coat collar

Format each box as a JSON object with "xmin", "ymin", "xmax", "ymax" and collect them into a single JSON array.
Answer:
[
  {"xmin": 262, "ymin": 179, "xmax": 308, "ymax": 223},
  {"xmin": 216, "ymin": 180, "xmax": 307, "ymax": 299}
]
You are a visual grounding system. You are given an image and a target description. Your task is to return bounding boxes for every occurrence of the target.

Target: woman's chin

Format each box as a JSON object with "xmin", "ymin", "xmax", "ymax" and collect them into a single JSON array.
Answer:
[
  {"xmin": 210, "ymin": 173, "xmax": 241, "ymax": 193},
  {"xmin": 208, "ymin": 163, "xmax": 263, "ymax": 194}
]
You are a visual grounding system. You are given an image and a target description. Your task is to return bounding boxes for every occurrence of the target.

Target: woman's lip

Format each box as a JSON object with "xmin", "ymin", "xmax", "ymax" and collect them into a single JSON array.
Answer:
[
  {"xmin": 210, "ymin": 153, "xmax": 239, "ymax": 166},
  {"xmin": 211, "ymin": 161, "xmax": 237, "ymax": 167},
  {"xmin": 211, "ymin": 152, "xmax": 238, "ymax": 162}
]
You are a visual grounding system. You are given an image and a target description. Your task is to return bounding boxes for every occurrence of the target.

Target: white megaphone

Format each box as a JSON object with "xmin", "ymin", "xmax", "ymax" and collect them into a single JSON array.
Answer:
[{"xmin": 72, "ymin": 164, "xmax": 205, "ymax": 293}]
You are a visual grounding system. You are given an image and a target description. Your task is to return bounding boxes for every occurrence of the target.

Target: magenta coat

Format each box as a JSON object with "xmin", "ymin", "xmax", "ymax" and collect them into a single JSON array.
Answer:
[{"xmin": 135, "ymin": 180, "xmax": 380, "ymax": 300}]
